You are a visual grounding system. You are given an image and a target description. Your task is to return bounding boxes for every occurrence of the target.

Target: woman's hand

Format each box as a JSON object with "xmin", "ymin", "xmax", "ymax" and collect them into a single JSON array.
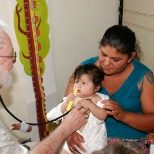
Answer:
[
  {"xmin": 102, "ymin": 99, "xmax": 126, "ymax": 121},
  {"xmin": 66, "ymin": 131, "xmax": 86, "ymax": 154},
  {"xmin": 146, "ymin": 133, "xmax": 154, "ymax": 144}
]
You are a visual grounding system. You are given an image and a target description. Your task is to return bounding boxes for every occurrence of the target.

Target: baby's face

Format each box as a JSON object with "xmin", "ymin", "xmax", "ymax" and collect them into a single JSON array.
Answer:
[{"xmin": 74, "ymin": 74, "xmax": 96, "ymax": 98}]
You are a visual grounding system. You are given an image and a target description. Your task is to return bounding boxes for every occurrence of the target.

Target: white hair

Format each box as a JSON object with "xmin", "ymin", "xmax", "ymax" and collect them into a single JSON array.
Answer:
[
  {"xmin": 0, "ymin": 20, "xmax": 8, "ymax": 32},
  {"xmin": 0, "ymin": 20, "xmax": 8, "ymax": 49}
]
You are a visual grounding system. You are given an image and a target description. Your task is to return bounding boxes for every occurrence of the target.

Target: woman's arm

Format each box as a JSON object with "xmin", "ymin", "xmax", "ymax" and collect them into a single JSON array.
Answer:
[
  {"xmin": 103, "ymin": 73, "xmax": 154, "ymax": 132},
  {"xmin": 123, "ymin": 72, "xmax": 154, "ymax": 132}
]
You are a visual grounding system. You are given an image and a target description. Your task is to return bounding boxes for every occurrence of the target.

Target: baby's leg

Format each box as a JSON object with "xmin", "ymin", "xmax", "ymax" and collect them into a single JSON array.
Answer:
[{"xmin": 60, "ymin": 148, "xmax": 69, "ymax": 154}]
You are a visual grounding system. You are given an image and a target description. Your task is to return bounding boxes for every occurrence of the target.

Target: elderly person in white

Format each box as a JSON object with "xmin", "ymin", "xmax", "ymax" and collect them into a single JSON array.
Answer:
[
  {"xmin": 0, "ymin": 20, "xmax": 27, "ymax": 154},
  {"xmin": 0, "ymin": 20, "xmax": 88, "ymax": 154}
]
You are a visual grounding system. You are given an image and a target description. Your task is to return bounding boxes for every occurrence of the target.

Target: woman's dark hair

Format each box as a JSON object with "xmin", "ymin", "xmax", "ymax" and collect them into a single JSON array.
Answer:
[
  {"xmin": 100, "ymin": 25, "xmax": 142, "ymax": 61},
  {"xmin": 73, "ymin": 64, "xmax": 104, "ymax": 87}
]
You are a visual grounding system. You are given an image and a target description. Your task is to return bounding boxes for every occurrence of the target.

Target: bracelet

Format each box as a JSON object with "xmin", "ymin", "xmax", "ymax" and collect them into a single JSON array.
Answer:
[
  {"xmin": 86, "ymin": 98, "xmax": 92, "ymax": 101},
  {"xmin": 20, "ymin": 121, "xmax": 29, "ymax": 133}
]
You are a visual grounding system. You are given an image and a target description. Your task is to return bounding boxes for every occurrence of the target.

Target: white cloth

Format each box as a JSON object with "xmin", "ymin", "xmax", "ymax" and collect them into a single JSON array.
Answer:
[
  {"xmin": 46, "ymin": 100, "xmax": 66, "ymax": 124},
  {"xmin": 0, "ymin": 124, "xmax": 28, "ymax": 154},
  {"xmin": 47, "ymin": 92, "xmax": 109, "ymax": 154}
]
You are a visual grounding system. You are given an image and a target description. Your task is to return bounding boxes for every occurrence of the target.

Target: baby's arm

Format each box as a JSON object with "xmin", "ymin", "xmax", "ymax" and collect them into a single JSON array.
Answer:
[
  {"xmin": 10, "ymin": 122, "xmax": 32, "ymax": 133},
  {"xmin": 46, "ymin": 93, "xmax": 75, "ymax": 121},
  {"xmin": 61, "ymin": 93, "xmax": 75, "ymax": 113},
  {"xmin": 79, "ymin": 99, "xmax": 107, "ymax": 120}
]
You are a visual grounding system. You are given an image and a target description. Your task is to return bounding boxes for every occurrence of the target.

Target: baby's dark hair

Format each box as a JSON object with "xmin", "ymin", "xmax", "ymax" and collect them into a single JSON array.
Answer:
[{"xmin": 73, "ymin": 64, "xmax": 104, "ymax": 87}]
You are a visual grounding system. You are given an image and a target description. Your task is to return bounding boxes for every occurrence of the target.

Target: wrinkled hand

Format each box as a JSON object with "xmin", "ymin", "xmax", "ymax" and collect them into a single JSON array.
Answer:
[
  {"xmin": 102, "ymin": 99, "xmax": 125, "ymax": 121},
  {"xmin": 146, "ymin": 133, "xmax": 154, "ymax": 144},
  {"xmin": 63, "ymin": 104, "xmax": 88, "ymax": 131}
]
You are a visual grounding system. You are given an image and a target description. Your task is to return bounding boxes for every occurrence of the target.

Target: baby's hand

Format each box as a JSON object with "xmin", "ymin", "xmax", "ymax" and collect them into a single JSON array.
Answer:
[
  {"xmin": 66, "ymin": 93, "xmax": 75, "ymax": 103},
  {"xmin": 10, "ymin": 122, "xmax": 32, "ymax": 132},
  {"xmin": 10, "ymin": 123, "xmax": 21, "ymax": 131},
  {"xmin": 79, "ymin": 99, "xmax": 93, "ymax": 110}
]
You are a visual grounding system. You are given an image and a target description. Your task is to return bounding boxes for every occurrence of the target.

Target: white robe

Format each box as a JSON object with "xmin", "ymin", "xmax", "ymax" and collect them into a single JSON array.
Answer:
[{"xmin": 0, "ymin": 124, "xmax": 28, "ymax": 154}]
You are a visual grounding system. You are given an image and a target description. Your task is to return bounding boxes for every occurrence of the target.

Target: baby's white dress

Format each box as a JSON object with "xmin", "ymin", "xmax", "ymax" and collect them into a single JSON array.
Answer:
[{"xmin": 47, "ymin": 92, "xmax": 109, "ymax": 154}]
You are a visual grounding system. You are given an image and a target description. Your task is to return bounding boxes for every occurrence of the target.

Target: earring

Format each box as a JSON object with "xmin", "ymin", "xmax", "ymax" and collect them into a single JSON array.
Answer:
[{"xmin": 128, "ymin": 60, "xmax": 132, "ymax": 63}]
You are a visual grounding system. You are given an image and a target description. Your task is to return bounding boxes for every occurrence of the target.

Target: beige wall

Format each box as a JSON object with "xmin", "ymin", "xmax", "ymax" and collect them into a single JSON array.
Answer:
[
  {"xmin": 123, "ymin": 0, "xmax": 154, "ymax": 72},
  {"xmin": 0, "ymin": 0, "xmax": 119, "ymax": 142},
  {"xmin": 48, "ymin": 0, "xmax": 119, "ymax": 103},
  {"xmin": 0, "ymin": 0, "xmax": 30, "ymax": 142}
]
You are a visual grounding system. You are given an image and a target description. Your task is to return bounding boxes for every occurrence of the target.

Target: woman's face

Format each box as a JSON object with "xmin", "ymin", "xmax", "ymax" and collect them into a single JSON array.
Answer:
[{"xmin": 98, "ymin": 46, "xmax": 132, "ymax": 76}]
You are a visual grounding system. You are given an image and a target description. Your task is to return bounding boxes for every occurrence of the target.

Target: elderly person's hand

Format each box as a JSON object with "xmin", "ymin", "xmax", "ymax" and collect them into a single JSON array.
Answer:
[{"xmin": 63, "ymin": 104, "xmax": 88, "ymax": 133}]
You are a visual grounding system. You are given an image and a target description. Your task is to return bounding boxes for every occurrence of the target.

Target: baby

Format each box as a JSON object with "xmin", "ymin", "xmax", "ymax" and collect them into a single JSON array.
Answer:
[{"xmin": 47, "ymin": 64, "xmax": 109, "ymax": 154}]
